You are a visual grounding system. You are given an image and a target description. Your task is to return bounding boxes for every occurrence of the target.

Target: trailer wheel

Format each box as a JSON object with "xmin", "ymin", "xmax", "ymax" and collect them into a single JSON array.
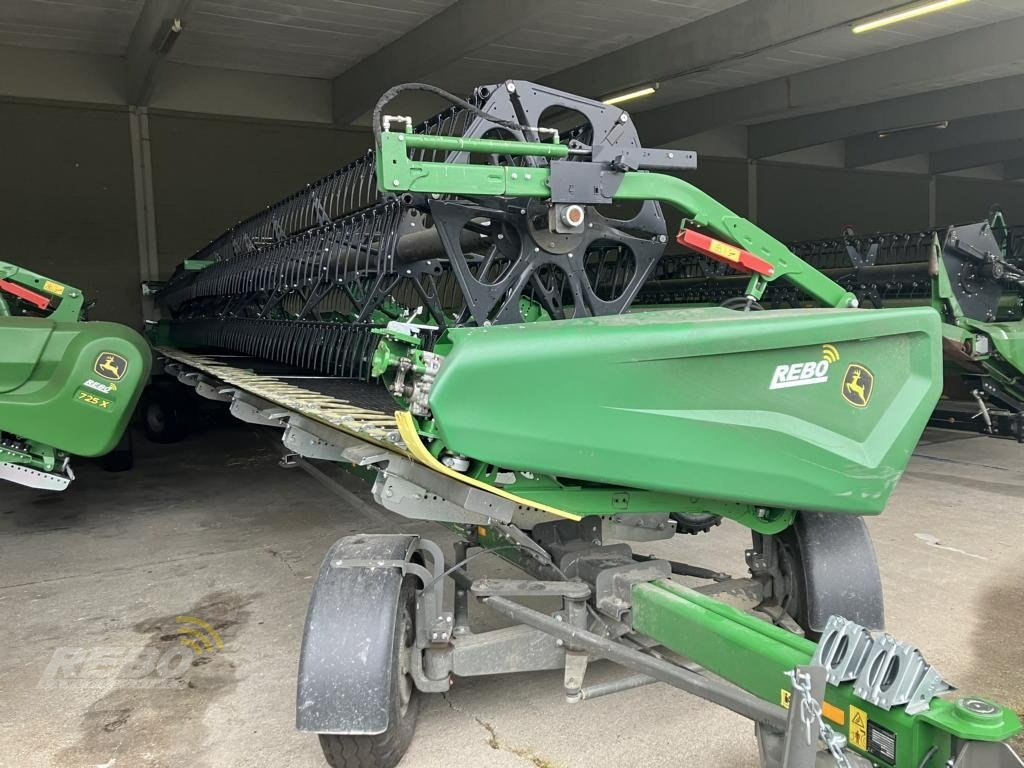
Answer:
[
  {"xmin": 318, "ymin": 575, "xmax": 420, "ymax": 768},
  {"xmin": 759, "ymin": 513, "xmax": 884, "ymax": 641},
  {"xmin": 774, "ymin": 525, "xmax": 815, "ymax": 639},
  {"xmin": 99, "ymin": 446, "xmax": 134, "ymax": 472},
  {"xmin": 670, "ymin": 512, "xmax": 722, "ymax": 535},
  {"xmin": 140, "ymin": 386, "xmax": 187, "ymax": 444}
]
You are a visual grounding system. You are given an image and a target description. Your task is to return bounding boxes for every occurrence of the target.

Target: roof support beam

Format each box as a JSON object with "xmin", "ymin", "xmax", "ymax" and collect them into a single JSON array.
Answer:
[
  {"xmin": 752, "ymin": 75, "xmax": 1024, "ymax": 159},
  {"xmin": 633, "ymin": 17, "xmax": 1024, "ymax": 150},
  {"xmin": 0, "ymin": 45, "xmax": 123, "ymax": 106},
  {"xmin": 125, "ymin": 0, "xmax": 196, "ymax": 106},
  {"xmin": 1003, "ymin": 158, "xmax": 1024, "ymax": 181},
  {"xmin": 846, "ymin": 109, "xmax": 1024, "ymax": 168},
  {"xmin": 330, "ymin": 0, "xmax": 547, "ymax": 126},
  {"xmin": 0, "ymin": 43, "xmax": 336, "ymax": 126},
  {"xmin": 929, "ymin": 140, "xmax": 1024, "ymax": 175},
  {"xmin": 541, "ymin": 0, "xmax": 895, "ymax": 100}
]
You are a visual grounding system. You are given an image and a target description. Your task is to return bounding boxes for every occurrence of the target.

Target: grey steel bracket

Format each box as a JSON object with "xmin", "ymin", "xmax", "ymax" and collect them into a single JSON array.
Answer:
[
  {"xmin": 407, "ymin": 538, "xmax": 453, "ymax": 650},
  {"xmin": 341, "ymin": 443, "xmax": 392, "ymax": 466},
  {"xmin": 811, "ymin": 615, "xmax": 875, "ymax": 686},
  {"xmin": 470, "ymin": 579, "xmax": 591, "ymax": 600},
  {"xmin": 175, "ymin": 369, "xmax": 202, "ymax": 387},
  {"xmin": 594, "ymin": 559, "xmax": 672, "ymax": 621},
  {"xmin": 229, "ymin": 392, "xmax": 287, "ymax": 427},
  {"xmin": 408, "ymin": 648, "xmax": 450, "ymax": 694},
  {"xmin": 564, "ymin": 650, "xmax": 589, "ymax": 703},
  {"xmin": 854, "ymin": 631, "xmax": 953, "ymax": 714},
  {"xmin": 372, "ymin": 456, "xmax": 516, "ymax": 525},
  {"xmin": 415, "ymin": 623, "xmax": 568, "ymax": 695},
  {"xmin": 811, "ymin": 615, "xmax": 953, "ymax": 714},
  {"xmin": 195, "ymin": 378, "xmax": 234, "ymax": 402},
  {"xmin": 591, "ymin": 144, "xmax": 697, "ymax": 172},
  {"xmin": 603, "ymin": 512, "xmax": 676, "ymax": 542},
  {"xmin": 0, "ymin": 461, "xmax": 73, "ymax": 491},
  {"xmin": 547, "ymin": 160, "xmax": 625, "ymax": 204},
  {"xmin": 282, "ymin": 415, "xmax": 366, "ymax": 462}
]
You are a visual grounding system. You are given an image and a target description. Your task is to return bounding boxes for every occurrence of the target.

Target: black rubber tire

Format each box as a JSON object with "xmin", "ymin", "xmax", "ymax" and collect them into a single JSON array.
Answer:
[
  {"xmin": 318, "ymin": 576, "xmax": 420, "ymax": 768},
  {"xmin": 670, "ymin": 512, "xmax": 722, "ymax": 535},
  {"xmin": 100, "ymin": 447, "xmax": 134, "ymax": 472},
  {"xmin": 140, "ymin": 386, "xmax": 188, "ymax": 444},
  {"xmin": 774, "ymin": 525, "xmax": 817, "ymax": 641}
]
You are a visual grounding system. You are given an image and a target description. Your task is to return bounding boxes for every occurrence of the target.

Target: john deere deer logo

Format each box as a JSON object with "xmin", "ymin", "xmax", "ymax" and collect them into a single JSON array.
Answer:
[
  {"xmin": 94, "ymin": 352, "xmax": 128, "ymax": 381},
  {"xmin": 841, "ymin": 364, "xmax": 873, "ymax": 407}
]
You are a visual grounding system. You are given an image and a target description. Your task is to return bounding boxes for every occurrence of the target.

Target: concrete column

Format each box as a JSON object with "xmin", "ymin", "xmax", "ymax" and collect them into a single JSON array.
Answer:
[
  {"xmin": 928, "ymin": 174, "xmax": 937, "ymax": 228},
  {"xmin": 747, "ymin": 160, "xmax": 758, "ymax": 223},
  {"xmin": 129, "ymin": 106, "xmax": 159, "ymax": 320}
]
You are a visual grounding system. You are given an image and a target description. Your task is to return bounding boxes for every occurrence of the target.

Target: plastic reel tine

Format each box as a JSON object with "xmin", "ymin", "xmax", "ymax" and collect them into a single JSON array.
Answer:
[
  {"xmin": 316, "ymin": 323, "xmax": 332, "ymax": 374},
  {"xmin": 326, "ymin": 323, "xmax": 343, "ymax": 375},
  {"xmin": 331, "ymin": 324, "xmax": 347, "ymax": 376},
  {"xmin": 339, "ymin": 324, "xmax": 357, "ymax": 378}
]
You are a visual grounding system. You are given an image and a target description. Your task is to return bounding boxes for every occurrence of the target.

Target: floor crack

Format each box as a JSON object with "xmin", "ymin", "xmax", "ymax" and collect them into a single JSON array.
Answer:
[
  {"xmin": 441, "ymin": 693, "xmax": 560, "ymax": 768},
  {"xmin": 265, "ymin": 547, "xmax": 300, "ymax": 578}
]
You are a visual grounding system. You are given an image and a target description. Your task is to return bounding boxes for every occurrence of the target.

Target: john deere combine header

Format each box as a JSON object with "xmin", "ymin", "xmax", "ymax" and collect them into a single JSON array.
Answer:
[
  {"xmin": 640, "ymin": 208, "xmax": 1024, "ymax": 438},
  {"xmin": 0, "ymin": 262, "xmax": 149, "ymax": 490},
  {"xmin": 149, "ymin": 81, "xmax": 1022, "ymax": 768}
]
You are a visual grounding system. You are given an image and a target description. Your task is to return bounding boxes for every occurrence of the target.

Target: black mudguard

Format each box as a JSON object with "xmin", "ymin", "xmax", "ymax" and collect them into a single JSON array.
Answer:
[
  {"xmin": 796, "ymin": 512, "xmax": 885, "ymax": 632},
  {"xmin": 296, "ymin": 533, "xmax": 419, "ymax": 734}
]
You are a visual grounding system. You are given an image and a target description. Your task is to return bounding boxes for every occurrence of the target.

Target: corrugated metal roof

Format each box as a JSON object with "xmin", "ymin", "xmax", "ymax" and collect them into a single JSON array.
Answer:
[
  {"xmin": 644, "ymin": 0, "xmax": 1024, "ymax": 109},
  {"xmin": 0, "ymin": 0, "xmax": 1022, "ymax": 122},
  {"xmin": 0, "ymin": 0, "xmax": 143, "ymax": 54},
  {"xmin": 168, "ymin": 0, "xmax": 458, "ymax": 78}
]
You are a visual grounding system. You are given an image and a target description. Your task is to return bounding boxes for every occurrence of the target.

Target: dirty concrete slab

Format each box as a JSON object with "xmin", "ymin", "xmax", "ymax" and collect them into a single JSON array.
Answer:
[{"xmin": 1, "ymin": 424, "xmax": 1021, "ymax": 767}]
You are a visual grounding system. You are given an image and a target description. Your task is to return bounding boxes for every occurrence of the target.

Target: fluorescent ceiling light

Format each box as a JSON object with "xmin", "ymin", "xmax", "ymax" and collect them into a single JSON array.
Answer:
[
  {"xmin": 852, "ymin": 0, "xmax": 971, "ymax": 34},
  {"xmin": 602, "ymin": 84, "xmax": 658, "ymax": 106},
  {"xmin": 877, "ymin": 120, "xmax": 949, "ymax": 138}
]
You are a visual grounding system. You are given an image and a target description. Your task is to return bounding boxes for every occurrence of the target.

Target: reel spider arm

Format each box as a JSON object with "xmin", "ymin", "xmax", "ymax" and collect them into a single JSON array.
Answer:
[{"xmin": 376, "ymin": 129, "xmax": 859, "ymax": 311}]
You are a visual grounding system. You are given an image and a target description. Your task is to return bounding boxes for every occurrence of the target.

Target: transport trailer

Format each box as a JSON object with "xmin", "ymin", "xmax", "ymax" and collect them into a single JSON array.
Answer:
[
  {"xmin": 639, "ymin": 209, "xmax": 1024, "ymax": 439},
  {"xmin": 0, "ymin": 262, "xmax": 150, "ymax": 490},
  {"xmin": 150, "ymin": 81, "xmax": 1022, "ymax": 768}
]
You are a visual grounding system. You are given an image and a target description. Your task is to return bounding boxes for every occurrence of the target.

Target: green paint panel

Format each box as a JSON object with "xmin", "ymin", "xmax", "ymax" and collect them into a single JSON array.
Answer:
[
  {"xmin": 429, "ymin": 306, "xmax": 941, "ymax": 515},
  {"xmin": 0, "ymin": 316, "xmax": 150, "ymax": 457}
]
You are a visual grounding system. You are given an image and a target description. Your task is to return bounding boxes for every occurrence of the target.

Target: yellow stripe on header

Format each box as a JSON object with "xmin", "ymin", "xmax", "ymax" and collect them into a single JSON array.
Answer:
[{"xmin": 394, "ymin": 411, "xmax": 581, "ymax": 522}]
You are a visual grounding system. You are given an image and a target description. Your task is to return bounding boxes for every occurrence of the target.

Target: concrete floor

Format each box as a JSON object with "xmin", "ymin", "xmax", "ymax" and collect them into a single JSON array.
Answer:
[{"xmin": 1, "ymin": 423, "xmax": 1022, "ymax": 768}]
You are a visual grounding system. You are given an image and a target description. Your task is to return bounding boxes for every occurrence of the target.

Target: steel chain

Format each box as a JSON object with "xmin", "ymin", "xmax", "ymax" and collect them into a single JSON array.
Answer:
[{"xmin": 786, "ymin": 669, "xmax": 854, "ymax": 768}]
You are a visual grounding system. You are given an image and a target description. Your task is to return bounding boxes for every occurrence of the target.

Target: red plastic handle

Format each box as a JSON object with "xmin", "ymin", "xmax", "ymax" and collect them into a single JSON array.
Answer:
[
  {"xmin": 0, "ymin": 279, "xmax": 51, "ymax": 310},
  {"xmin": 677, "ymin": 228, "xmax": 774, "ymax": 277}
]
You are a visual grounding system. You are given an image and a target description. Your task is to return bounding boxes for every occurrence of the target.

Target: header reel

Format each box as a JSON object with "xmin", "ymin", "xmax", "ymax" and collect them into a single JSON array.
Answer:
[{"xmin": 156, "ymin": 82, "xmax": 694, "ymax": 379}]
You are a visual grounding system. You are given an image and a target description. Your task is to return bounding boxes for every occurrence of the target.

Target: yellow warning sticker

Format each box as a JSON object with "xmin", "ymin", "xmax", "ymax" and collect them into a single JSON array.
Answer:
[
  {"xmin": 708, "ymin": 239, "xmax": 742, "ymax": 262},
  {"xmin": 782, "ymin": 689, "xmax": 842, "ymax": 724},
  {"xmin": 849, "ymin": 704, "xmax": 868, "ymax": 751},
  {"xmin": 42, "ymin": 280, "xmax": 65, "ymax": 296}
]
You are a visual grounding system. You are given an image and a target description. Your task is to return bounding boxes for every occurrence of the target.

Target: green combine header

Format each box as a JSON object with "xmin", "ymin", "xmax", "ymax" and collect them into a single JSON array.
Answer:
[
  {"xmin": 640, "ymin": 208, "xmax": 1024, "ymax": 439},
  {"xmin": 138, "ymin": 80, "xmax": 1022, "ymax": 768},
  {"xmin": 0, "ymin": 262, "xmax": 149, "ymax": 490}
]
